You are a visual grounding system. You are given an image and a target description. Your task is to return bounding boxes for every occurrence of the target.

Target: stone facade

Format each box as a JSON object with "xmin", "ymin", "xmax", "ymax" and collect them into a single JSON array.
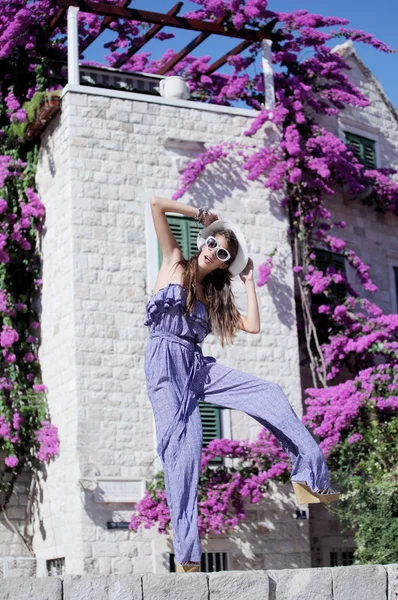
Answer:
[
  {"xmin": 0, "ymin": 42, "xmax": 396, "ymax": 576},
  {"xmin": 30, "ymin": 88, "xmax": 304, "ymax": 575}
]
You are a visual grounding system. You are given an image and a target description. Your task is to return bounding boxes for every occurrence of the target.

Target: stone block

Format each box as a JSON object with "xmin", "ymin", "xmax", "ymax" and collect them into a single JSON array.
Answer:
[
  {"xmin": 143, "ymin": 573, "xmax": 208, "ymax": 600},
  {"xmin": 63, "ymin": 575, "xmax": 143, "ymax": 600},
  {"xmin": 386, "ymin": 564, "xmax": 398, "ymax": 600},
  {"xmin": 69, "ymin": 94, "xmax": 88, "ymax": 107},
  {"xmin": 208, "ymin": 571, "xmax": 269, "ymax": 600},
  {"xmin": 0, "ymin": 576, "xmax": 62, "ymax": 600},
  {"xmin": 92, "ymin": 543, "xmax": 119, "ymax": 558},
  {"xmin": 5, "ymin": 557, "xmax": 37, "ymax": 578},
  {"xmin": 267, "ymin": 567, "xmax": 332, "ymax": 600},
  {"xmin": 332, "ymin": 564, "xmax": 387, "ymax": 600},
  {"xmin": 110, "ymin": 557, "xmax": 133, "ymax": 574},
  {"xmin": 88, "ymin": 96, "xmax": 110, "ymax": 108}
]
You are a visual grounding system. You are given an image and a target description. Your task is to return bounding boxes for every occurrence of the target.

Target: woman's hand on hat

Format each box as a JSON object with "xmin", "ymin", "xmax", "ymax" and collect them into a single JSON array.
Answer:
[
  {"xmin": 239, "ymin": 258, "xmax": 254, "ymax": 283},
  {"xmin": 202, "ymin": 211, "xmax": 220, "ymax": 227}
]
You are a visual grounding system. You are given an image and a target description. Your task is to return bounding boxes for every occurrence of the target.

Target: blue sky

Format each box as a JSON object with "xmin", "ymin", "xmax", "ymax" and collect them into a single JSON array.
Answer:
[{"xmin": 85, "ymin": 0, "xmax": 398, "ymax": 107}]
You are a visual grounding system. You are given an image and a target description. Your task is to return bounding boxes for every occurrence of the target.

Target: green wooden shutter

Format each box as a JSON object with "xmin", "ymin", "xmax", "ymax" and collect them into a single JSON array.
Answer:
[
  {"xmin": 187, "ymin": 219, "xmax": 202, "ymax": 258},
  {"xmin": 198, "ymin": 402, "xmax": 222, "ymax": 464},
  {"xmin": 158, "ymin": 215, "xmax": 202, "ymax": 267},
  {"xmin": 169, "ymin": 217, "xmax": 186, "ymax": 253},
  {"xmin": 314, "ymin": 249, "xmax": 346, "ymax": 300},
  {"xmin": 345, "ymin": 132, "xmax": 376, "ymax": 169}
]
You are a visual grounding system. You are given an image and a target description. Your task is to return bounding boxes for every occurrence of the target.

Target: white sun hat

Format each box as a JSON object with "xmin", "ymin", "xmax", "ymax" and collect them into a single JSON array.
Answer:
[{"xmin": 197, "ymin": 219, "xmax": 249, "ymax": 277}]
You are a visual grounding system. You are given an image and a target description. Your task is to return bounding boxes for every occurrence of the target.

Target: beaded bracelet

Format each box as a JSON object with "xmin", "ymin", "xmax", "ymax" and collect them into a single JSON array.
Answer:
[{"xmin": 195, "ymin": 207, "xmax": 209, "ymax": 225}]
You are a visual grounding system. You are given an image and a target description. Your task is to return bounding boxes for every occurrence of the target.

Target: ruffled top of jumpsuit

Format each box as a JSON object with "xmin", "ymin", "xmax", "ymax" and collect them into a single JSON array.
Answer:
[{"xmin": 144, "ymin": 283, "xmax": 211, "ymax": 343}]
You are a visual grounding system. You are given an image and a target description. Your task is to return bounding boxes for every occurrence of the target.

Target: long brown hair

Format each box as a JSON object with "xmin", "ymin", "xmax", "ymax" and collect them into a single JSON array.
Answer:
[{"xmin": 178, "ymin": 229, "xmax": 242, "ymax": 346}]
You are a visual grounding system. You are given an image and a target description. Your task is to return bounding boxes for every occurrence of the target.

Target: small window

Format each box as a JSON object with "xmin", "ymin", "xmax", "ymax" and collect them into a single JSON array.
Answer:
[
  {"xmin": 345, "ymin": 132, "xmax": 377, "ymax": 169},
  {"xmin": 311, "ymin": 249, "xmax": 347, "ymax": 344},
  {"xmin": 329, "ymin": 548, "xmax": 355, "ymax": 567},
  {"xmin": 47, "ymin": 558, "xmax": 65, "ymax": 577},
  {"xmin": 169, "ymin": 551, "xmax": 229, "ymax": 572},
  {"xmin": 314, "ymin": 249, "xmax": 346, "ymax": 300}
]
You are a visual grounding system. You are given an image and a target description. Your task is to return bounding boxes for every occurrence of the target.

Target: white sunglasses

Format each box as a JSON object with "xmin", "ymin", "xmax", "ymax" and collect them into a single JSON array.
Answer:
[{"xmin": 204, "ymin": 236, "xmax": 231, "ymax": 262}]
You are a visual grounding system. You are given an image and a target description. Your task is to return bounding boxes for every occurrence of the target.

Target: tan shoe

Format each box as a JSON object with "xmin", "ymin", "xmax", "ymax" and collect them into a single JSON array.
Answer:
[
  {"xmin": 175, "ymin": 561, "xmax": 200, "ymax": 573},
  {"xmin": 292, "ymin": 481, "xmax": 340, "ymax": 504}
]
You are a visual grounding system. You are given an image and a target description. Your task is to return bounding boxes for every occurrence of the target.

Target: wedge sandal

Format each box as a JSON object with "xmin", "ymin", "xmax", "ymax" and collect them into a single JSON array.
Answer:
[
  {"xmin": 292, "ymin": 481, "xmax": 340, "ymax": 504},
  {"xmin": 175, "ymin": 561, "xmax": 201, "ymax": 573}
]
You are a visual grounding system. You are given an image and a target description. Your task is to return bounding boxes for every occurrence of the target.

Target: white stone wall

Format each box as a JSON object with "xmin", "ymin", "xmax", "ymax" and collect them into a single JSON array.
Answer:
[
  {"xmin": 0, "ymin": 454, "xmax": 32, "ymax": 559},
  {"xmin": 34, "ymin": 98, "xmax": 85, "ymax": 575},
  {"xmin": 32, "ymin": 87, "xmax": 305, "ymax": 574}
]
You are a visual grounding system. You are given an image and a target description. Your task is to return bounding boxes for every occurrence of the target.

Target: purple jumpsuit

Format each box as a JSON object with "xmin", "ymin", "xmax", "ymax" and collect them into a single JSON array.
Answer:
[{"xmin": 144, "ymin": 283, "xmax": 331, "ymax": 564}]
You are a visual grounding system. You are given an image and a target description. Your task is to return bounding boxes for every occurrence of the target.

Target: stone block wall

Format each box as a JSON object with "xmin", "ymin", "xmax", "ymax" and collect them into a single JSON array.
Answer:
[
  {"xmin": 0, "ymin": 565, "xmax": 397, "ymax": 600},
  {"xmin": 0, "ymin": 458, "xmax": 32, "ymax": 558},
  {"xmin": 29, "ymin": 87, "xmax": 304, "ymax": 574}
]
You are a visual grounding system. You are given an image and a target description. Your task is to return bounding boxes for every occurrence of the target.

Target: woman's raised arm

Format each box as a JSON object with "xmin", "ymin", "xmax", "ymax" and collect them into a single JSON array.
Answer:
[
  {"xmin": 151, "ymin": 196, "xmax": 219, "ymax": 262},
  {"xmin": 238, "ymin": 259, "xmax": 260, "ymax": 334},
  {"xmin": 150, "ymin": 196, "xmax": 199, "ymax": 263}
]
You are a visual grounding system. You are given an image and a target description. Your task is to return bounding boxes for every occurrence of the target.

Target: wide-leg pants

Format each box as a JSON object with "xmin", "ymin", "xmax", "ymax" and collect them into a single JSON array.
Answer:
[{"xmin": 145, "ymin": 334, "xmax": 331, "ymax": 565}]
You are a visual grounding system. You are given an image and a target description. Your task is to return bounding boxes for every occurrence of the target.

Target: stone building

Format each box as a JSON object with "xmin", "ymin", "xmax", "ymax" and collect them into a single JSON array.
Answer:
[{"xmin": 0, "ymin": 41, "xmax": 396, "ymax": 577}]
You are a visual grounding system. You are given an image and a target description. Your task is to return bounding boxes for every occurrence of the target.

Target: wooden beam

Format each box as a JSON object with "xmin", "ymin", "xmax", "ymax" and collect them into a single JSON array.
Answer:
[
  {"xmin": 206, "ymin": 40, "xmax": 252, "ymax": 74},
  {"xmin": 157, "ymin": 16, "xmax": 224, "ymax": 76},
  {"xmin": 50, "ymin": 7, "xmax": 66, "ymax": 30},
  {"xmin": 113, "ymin": 2, "xmax": 183, "ymax": 70},
  {"xmin": 80, "ymin": 0, "xmax": 131, "ymax": 53},
  {"xmin": 54, "ymin": 0, "xmax": 267, "ymax": 42}
]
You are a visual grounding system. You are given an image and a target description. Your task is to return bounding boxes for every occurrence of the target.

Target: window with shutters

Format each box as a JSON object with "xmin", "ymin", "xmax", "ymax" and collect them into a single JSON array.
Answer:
[
  {"xmin": 314, "ymin": 249, "xmax": 346, "ymax": 301},
  {"xmin": 198, "ymin": 402, "xmax": 223, "ymax": 464},
  {"xmin": 345, "ymin": 132, "xmax": 377, "ymax": 169},
  {"xmin": 158, "ymin": 215, "xmax": 224, "ymax": 461},
  {"xmin": 311, "ymin": 249, "xmax": 347, "ymax": 345},
  {"xmin": 157, "ymin": 215, "xmax": 201, "ymax": 266}
]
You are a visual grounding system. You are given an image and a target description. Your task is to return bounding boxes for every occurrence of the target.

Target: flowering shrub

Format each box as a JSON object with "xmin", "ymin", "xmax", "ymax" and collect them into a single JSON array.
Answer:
[
  {"xmin": 130, "ymin": 430, "xmax": 290, "ymax": 536},
  {"xmin": 305, "ymin": 361, "xmax": 398, "ymax": 563},
  {"xmin": 0, "ymin": 151, "xmax": 59, "ymax": 508}
]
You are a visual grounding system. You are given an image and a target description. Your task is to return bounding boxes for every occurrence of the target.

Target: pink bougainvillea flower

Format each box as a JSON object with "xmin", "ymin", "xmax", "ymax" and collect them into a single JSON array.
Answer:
[
  {"xmin": 5, "ymin": 456, "xmax": 19, "ymax": 468},
  {"xmin": 0, "ymin": 325, "xmax": 18, "ymax": 348},
  {"xmin": 33, "ymin": 383, "xmax": 47, "ymax": 393}
]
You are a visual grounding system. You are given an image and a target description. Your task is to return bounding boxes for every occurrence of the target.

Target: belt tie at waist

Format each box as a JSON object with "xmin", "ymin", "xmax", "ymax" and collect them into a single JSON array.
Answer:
[{"xmin": 150, "ymin": 333, "xmax": 203, "ymax": 461}]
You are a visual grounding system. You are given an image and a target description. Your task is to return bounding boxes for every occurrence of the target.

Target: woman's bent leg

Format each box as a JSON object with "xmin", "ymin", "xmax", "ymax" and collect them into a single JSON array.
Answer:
[{"xmin": 193, "ymin": 359, "xmax": 331, "ymax": 493}]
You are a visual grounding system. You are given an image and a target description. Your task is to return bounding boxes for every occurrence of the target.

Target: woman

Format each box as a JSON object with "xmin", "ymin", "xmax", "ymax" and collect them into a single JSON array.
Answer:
[{"xmin": 145, "ymin": 196, "xmax": 339, "ymax": 573}]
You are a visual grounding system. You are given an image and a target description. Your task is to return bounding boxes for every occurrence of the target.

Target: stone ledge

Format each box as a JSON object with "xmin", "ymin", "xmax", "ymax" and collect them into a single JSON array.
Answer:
[
  {"xmin": 0, "ymin": 565, "xmax": 396, "ymax": 599},
  {"xmin": 62, "ymin": 85, "xmax": 258, "ymax": 118}
]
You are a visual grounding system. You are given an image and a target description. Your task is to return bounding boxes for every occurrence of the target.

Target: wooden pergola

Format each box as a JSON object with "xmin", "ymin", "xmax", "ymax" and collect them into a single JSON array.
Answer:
[{"xmin": 52, "ymin": 0, "xmax": 277, "ymax": 108}]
